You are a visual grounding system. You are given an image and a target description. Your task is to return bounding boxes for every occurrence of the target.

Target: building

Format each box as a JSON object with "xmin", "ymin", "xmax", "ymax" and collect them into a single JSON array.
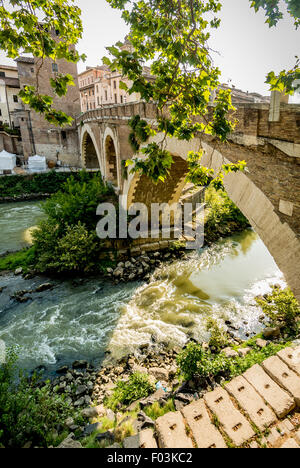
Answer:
[
  {"xmin": 0, "ymin": 65, "xmax": 23, "ymax": 128},
  {"xmin": 6, "ymin": 27, "xmax": 82, "ymax": 166},
  {"xmin": 78, "ymin": 66, "xmax": 109, "ymax": 111},
  {"xmin": 219, "ymin": 83, "xmax": 270, "ymax": 104},
  {"xmin": 78, "ymin": 37, "xmax": 154, "ymax": 112}
]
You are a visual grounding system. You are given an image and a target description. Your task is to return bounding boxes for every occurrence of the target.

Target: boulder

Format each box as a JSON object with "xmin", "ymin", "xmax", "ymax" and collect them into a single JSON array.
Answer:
[
  {"xmin": 82, "ymin": 422, "xmax": 102, "ymax": 437},
  {"xmin": 238, "ymin": 348, "xmax": 251, "ymax": 357},
  {"xmin": 72, "ymin": 360, "xmax": 88, "ymax": 369},
  {"xmin": 263, "ymin": 327, "xmax": 281, "ymax": 339},
  {"xmin": 95, "ymin": 431, "xmax": 115, "ymax": 444},
  {"xmin": 222, "ymin": 347, "xmax": 239, "ymax": 359},
  {"xmin": 57, "ymin": 434, "xmax": 82, "ymax": 449},
  {"xmin": 35, "ymin": 283, "xmax": 53, "ymax": 293},
  {"xmin": 256, "ymin": 338, "xmax": 268, "ymax": 348},
  {"xmin": 149, "ymin": 367, "xmax": 169, "ymax": 381},
  {"xmin": 14, "ymin": 267, "xmax": 23, "ymax": 276},
  {"xmin": 81, "ymin": 405, "xmax": 106, "ymax": 419}
]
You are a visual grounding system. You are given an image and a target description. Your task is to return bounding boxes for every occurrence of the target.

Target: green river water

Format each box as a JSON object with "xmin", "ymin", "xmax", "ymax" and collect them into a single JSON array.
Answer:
[{"xmin": 0, "ymin": 201, "xmax": 285, "ymax": 375}]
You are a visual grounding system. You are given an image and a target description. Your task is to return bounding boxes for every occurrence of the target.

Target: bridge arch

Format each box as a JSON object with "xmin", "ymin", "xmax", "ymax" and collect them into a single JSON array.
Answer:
[
  {"xmin": 103, "ymin": 127, "xmax": 120, "ymax": 189},
  {"xmin": 80, "ymin": 124, "xmax": 103, "ymax": 172},
  {"xmin": 123, "ymin": 133, "xmax": 300, "ymax": 301}
]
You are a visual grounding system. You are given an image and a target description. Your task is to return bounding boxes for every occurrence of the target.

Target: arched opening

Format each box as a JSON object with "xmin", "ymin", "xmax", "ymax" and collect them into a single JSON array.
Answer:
[
  {"xmin": 82, "ymin": 132, "xmax": 100, "ymax": 169},
  {"xmin": 105, "ymin": 136, "xmax": 118, "ymax": 185}
]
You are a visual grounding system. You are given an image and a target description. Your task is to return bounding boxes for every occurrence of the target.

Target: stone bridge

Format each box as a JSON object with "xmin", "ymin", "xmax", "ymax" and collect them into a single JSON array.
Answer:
[{"xmin": 76, "ymin": 98, "xmax": 300, "ymax": 301}]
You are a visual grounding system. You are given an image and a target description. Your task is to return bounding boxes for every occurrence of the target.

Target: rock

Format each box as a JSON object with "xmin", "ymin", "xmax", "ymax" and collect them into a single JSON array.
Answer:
[
  {"xmin": 140, "ymin": 389, "xmax": 168, "ymax": 409},
  {"xmin": 222, "ymin": 347, "xmax": 239, "ymax": 358},
  {"xmin": 263, "ymin": 327, "xmax": 281, "ymax": 339},
  {"xmin": 95, "ymin": 431, "xmax": 115, "ymax": 444},
  {"xmin": 113, "ymin": 267, "xmax": 124, "ymax": 278},
  {"xmin": 137, "ymin": 412, "xmax": 155, "ymax": 430},
  {"xmin": 74, "ymin": 397, "xmax": 85, "ymax": 407},
  {"xmin": 57, "ymin": 434, "xmax": 82, "ymax": 449},
  {"xmin": 72, "ymin": 360, "xmax": 88, "ymax": 369},
  {"xmin": 82, "ymin": 422, "xmax": 102, "ymax": 437},
  {"xmin": 14, "ymin": 267, "xmax": 23, "ymax": 276},
  {"xmin": 107, "ymin": 443, "xmax": 121, "ymax": 449},
  {"xmin": 106, "ymin": 409, "xmax": 115, "ymax": 422},
  {"xmin": 57, "ymin": 366, "xmax": 69, "ymax": 374},
  {"xmin": 75, "ymin": 385, "xmax": 88, "ymax": 396},
  {"xmin": 175, "ymin": 393, "xmax": 194, "ymax": 404},
  {"xmin": 174, "ymin": 399, "xmax": 186, "ymax": 411},
  {"xmin": 256, "ymin": 338, "xmax": 268, "ymax": 348},
  {"xmin": 238, "ymin": 347, "xmax": 251, "ymax": 357},
  {"xmin": 106, "ymin": 268, "xmax": 113, "ymax": 274},
  {"xmin": 65, "ymin": 417, "xmax": 75, "ymax": 429},
  {"xmin": 81, "ymin": 405, "xmax": 106, "ymax": 419},
  {"xmin": 149, "ymin": 367, "xmax": 169, "ymax": 381},
  {"xmin": 123, "ymin": 435, "xmax": 140, "ymax": 449},
  {"xmin": 35, "ymin": 283, "xmax": 53, "ymax": 293}
]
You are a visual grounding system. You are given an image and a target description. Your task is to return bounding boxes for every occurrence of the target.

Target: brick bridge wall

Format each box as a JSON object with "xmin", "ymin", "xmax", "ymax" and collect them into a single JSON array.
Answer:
[{"xmin": 77, "ymin": 101, "xmax": 300, "ymax": 301}]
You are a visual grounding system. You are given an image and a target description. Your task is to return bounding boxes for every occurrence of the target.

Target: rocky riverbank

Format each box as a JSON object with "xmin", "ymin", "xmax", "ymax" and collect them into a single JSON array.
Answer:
[{"xmin": 0, "ymin": 193, "xmax": 50, "ymax": 204}]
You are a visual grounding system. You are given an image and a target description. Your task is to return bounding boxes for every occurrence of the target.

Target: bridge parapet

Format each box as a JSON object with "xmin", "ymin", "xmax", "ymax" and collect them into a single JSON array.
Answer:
[{"xmin": 77, "ymin": 101, "xmax": 300, "ymax": 148}]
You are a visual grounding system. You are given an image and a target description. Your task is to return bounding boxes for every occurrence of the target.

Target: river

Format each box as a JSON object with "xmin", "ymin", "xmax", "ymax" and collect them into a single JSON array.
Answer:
[{"xmin": 0, "ymin": 201, "xmax": 286, "ymax": 375}]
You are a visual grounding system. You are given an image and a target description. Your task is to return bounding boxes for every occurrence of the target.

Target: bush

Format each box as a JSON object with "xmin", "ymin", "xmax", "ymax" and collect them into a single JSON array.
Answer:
[
  {"xmin": 256, "ymin": 287, "xmax": 300, "ymax": 335},
  {"xmin": 105, "ymin": 373, "xmax": 155, "ymax": 411},
  {"xmin": 0, "ymin": 170, "xmax": 103, "ymax": 198},
  {"xmin": 31, "ymin": 171, "xmax": 116, "ymax": 274},
  {"xmin": 206, "ymin": 318, "xmax": 230, "ymax": 351},
  {"xmin": 0, "ymin": 348, "xmax": 76, "ymax": 448},
  {"xmin": 205, "ymin": 187, "xmax": 250, "ymax": 241},
  {"xmin": 177, "ymin": 342, "xmax": 232, "ymax": 381},
  {"xmin": 34, "ymin": 222, "xmax": 103, "ymax": 273}
]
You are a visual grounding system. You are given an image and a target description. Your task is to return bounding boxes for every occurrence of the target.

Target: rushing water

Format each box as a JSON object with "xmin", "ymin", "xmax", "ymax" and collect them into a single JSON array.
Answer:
[
  {"xmin": 0, "ymin": 203, "xmax": 286, "ymax": 374},
  {"xmin": 0, "ymin": 201, "xmax": 45, "ymax": 254}
]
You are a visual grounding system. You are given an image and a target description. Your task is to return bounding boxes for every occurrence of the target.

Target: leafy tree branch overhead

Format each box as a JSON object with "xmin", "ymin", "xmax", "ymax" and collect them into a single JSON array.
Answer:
[
  {"xmin": 104, "ymin": 0, "xmax": 299, "ymax": 186},
  {"xmin": 0, "ymin": 0, "xmax": 85, "ymax": 126},
  {"xmin": 250, "ymin": 0, "xmax": 300, "ymax": 94}
]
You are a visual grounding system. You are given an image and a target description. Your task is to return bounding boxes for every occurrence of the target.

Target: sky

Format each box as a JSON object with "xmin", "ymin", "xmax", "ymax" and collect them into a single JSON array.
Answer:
[{"xmin": 0, "ymin": 0, "xmax": 299, "ymax": 98}]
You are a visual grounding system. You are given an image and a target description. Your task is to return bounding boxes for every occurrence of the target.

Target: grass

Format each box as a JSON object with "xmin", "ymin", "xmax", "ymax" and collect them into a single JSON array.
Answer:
[
  {"xmin": 0, "ymin": 247, "xmax": 36, "ymax": 273},
  {"xmin": 144, "ymin": 399, "xmax": 176, "ymax": 420}
]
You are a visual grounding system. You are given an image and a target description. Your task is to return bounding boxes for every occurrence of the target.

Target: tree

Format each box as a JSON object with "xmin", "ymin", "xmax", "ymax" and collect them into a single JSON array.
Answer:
[
  {"xmin": 0, "ymin": 0, "xmax": 84, "ymax": 126},
  {"xmin": 250, "ymin": 0, "xmax": 300, "ymax": 94},
  {"xmin": 104, "ymin": 0, "xmax": 246, "ymax": 187},
  {"xmin": 103, "ymin": 0, "xmax": 299, "ymax": 185}
]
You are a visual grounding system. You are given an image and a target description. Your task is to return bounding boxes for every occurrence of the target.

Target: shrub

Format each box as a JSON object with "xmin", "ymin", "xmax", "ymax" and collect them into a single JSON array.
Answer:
[
  {"xmin": 0, "ymin": 348, "xmax": 76, "ymax": 448},
  {"xmin": 256, "ymin": 287, "xmax": 300, "ymax": 334},
  {"xmin": 177, "ymin": 342, "xmax": 231, "ymax": 381},
  {"xmin": 0, "ymin": 170, "xmax": 103, "ymax": 198},
  {"xmin": 105, "ymin": 373, "xmax": 155, "ymax": 411},
  {"xmin": 205, "ymin": 187, "xmax": 250, "ymax": 241},
  {"xmin": 31, "ymin": 171, "xmax": 116, "ymax": 274},
  {"xmin": 206, "ymin": 318, "xmax": 230, "ymax": 351},
  {"xmin": 34, "ymin": 222, "xmax": 103, "ymax": 273}
]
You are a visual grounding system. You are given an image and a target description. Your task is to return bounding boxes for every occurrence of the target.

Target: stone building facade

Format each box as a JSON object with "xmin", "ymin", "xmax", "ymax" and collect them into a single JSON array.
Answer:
[
  {"xmin": 0, "ymin": 65, "xmax": 23, "ymax": 128},
  {"xmin": 13, "ymin": 29, "xmax": 81, "ymax": 165}
]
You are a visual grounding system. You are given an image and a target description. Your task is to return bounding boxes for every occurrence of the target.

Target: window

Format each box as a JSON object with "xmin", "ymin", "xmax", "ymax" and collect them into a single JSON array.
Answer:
[
  {"xmin": 97, "ymin": 97, "xmax": 100, "ymax": 106},
  {"xmin": 0, "ymin": 109, "xmax": 2, "ymax": 116},
  {"xmin": 105, "ymin": 90, "xmax": 108, "ymax": 101},
  {"xmin": 61, "ymin": 130, "xmax": 67, "ymax": 140},
  {"xmin": 0, "ymin": 72, "xmax": 5, "ymax": 78},
  {"xmin": 13, "ymin": 95, "xmax": 18, "ymax": 103},
  {"xmin": 114, "ymin": 94, "xmax": 118, "ymax": 104},
  {"xmin": 52, "ymin": 63, "xmax": 58, "ymax": 73},
  {"xmin": 120, "ymin": 95, "xmax": 123, "ymax": 104},
  {"xmin": 114, "ymin": 81, "xmax": 117, "ymax": 89},
  {"xmin": 31, "ymin": 68, "xmax": 34, "ymax": 73}
]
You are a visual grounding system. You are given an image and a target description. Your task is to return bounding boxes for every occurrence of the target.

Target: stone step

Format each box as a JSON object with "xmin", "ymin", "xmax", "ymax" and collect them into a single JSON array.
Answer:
[
  {"xmin": 262, "ymin": 356, "xmax": 300, "ymax": 406},
  {"xmin": 225, "ymin": 375, "xmax": 277, "ymax": 431},
  {"xmin": 280, "ymin": 438, "xmax": 299, "ymax": 449},
  {"xmin": 155, "ymin": 411, "xmax": 193, "ymax": 449},
  {"xmin": 181, "ymin": 400, "xmax": 227, "ymax": 449},
  {"xmin": 243, "ymin": 364, "xmax": 295, "ymax": 418},
  {"xmin": 277, "ymin": 346, "xmax": 300, "ymax": 377},
  {"xmin": 204, "ymin": 387, "xmax": 255, "ymax": 447}
]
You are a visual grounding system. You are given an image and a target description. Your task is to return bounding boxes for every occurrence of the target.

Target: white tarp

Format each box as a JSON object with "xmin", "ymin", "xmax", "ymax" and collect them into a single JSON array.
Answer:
[
  {"xmin": 0, "ymin": 150, "xmax": 17, "ymax": 171},
  {"xmin": 28, "ymin": 155, "xmax": 47, "ymax": 173}
]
